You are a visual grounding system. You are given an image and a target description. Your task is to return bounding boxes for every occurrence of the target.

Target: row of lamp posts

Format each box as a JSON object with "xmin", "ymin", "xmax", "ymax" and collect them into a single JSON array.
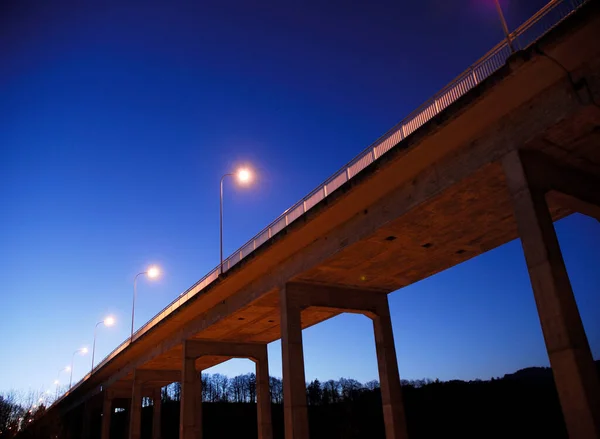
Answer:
[{"xmin": 51, "ymin": 167, "xmax": 253, "ymax": 400}]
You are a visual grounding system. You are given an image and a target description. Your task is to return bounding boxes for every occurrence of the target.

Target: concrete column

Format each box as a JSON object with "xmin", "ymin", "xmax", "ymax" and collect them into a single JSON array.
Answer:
[
  {"xmin": 255, "ymin": 346, "xmax": 273, "ymax": 439},
  {"xmin": 129, "ymin": 376, "xmax": 143, "ymax": 439},
  {"xmin": 124, "ymin": 399, "xmax": 131, "ymax": 438},
  {"xmin": 82, "ymin": 402, "xmax": 92, "ymax": 439},
  {"xmin": 152, "ymin": 388, "xmax": 162, "ymax": 439},
  {"xmin": 372, "ymin": 298, "xmax": 409, "ymax": 439},
  {"xmin": 503, "ymin": 151, "xmax": 600, "ymax": 439},
  {"xmin": 101, "ymin": 392, "xmax": 112, "ymax": 439},
  {"xmin": 280, "ymin": 286, "xmax": 309, "ymax": 439},
  {"xmin": 180, "ymin": 342, "xmax": 202, "ymax": 439},
  {"xmin": 63, "ymin": 412, "xmax": 74, "ymax": 439}
]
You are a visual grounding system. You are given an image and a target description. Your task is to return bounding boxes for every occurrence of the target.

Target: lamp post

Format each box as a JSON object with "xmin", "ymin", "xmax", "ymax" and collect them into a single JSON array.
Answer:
[
  {"xmin": 131, "ymin": 266, "xmax": 160, "ymax": 341},
  {"xmin": 91, "ymin": 316, "xmax": 115, "ymax": 372},
  {"xmin": 55, "ymin": 366, "xmax": 70, "ymax": 399},
  {"xmin": 494, "ymin": 0, "xmax": 515, "ymax": 52},
  {"xmin": 69, "ymin": 348, "xmax": 88, "ymax": 390},
  {"xmin": 220, "ymin": 168, "xmax": 253, "ymax": 274}
]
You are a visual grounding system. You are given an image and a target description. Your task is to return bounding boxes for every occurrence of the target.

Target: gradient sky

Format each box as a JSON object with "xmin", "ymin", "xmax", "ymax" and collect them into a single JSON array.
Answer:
[{"xmin": 1, "ymin": 0, "xmax": 598, "ymax": 395}]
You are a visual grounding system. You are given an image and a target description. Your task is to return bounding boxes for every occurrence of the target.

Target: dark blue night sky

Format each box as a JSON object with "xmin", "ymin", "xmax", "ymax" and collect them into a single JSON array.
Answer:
[{"xmin": 1, "ymin": 0, "xmax": 598, "ymax": 393}]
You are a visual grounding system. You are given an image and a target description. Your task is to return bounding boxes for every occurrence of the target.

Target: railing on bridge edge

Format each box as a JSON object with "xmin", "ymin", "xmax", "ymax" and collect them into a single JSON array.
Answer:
[{"xmin": 58, "ymin": 0, "xmax": 587, "ymax": 407}]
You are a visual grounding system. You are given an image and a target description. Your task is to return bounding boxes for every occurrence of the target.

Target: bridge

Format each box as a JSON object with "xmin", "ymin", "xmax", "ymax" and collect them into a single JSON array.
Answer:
[{"xmin": 22, "ymin": 0, "xmax": 600, "ymax": 438}]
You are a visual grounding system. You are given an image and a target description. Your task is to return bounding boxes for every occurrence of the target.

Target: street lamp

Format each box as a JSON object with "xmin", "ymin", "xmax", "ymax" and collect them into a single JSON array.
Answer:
[
  {"xmin": 69, "ymin": 348, "xmax": 88, "ymax": 389},
  {"xmin": 220, "ymin": 167, "xmax": 254, "ymax": 274},
  {"xmin": 131, "ymin": 266, "xmax": 160, "ymax": 340},
  {"xmin": 55, "ymin": 366, "xmax": 70, "ymax": 399},
  {"xmin": 493, "ymin": 0, "xmax": 515, "ymax": 52},
  {"xmin": 91, "ymin": 316, "xmax": 115, "ymax": 372}
]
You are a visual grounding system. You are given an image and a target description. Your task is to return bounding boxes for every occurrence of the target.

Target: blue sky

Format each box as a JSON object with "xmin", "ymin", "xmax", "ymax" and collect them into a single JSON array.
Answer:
[{"xmin": 1, "ymin": 0, "xmax": 598, "ymax": 394}]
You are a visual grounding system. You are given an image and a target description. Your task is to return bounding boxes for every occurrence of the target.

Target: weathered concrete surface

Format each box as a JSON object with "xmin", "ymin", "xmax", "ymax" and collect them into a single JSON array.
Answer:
[
  {"xmin": 152, "ymin": 388, "xmax": 162, "ymax": 439},
  {"xmin": 254, "ymin": 346, "xmax": 273, "ymax": 439},
  {"xmin": 503, "ymin": 150, "xmax": 600, "ymax": 438},
  {"xmin": 129, "ymin": 373, "xmax": 143, "ymax": 439},
  {"xmin": 280, "ymin": 285, "xmax": 309, "ymax": 439},
  {"xmin": 101, "ymin": 391, "xmax": 112, "ymax": 439},
  {"xmin": 180, "ymin": 342, "xmax": 202, "ymax": 439}
]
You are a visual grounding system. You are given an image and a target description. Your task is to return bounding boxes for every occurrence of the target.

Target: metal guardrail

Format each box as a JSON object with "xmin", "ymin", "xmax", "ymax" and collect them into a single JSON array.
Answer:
[{"xmin": 60, "ymin": 0, "xmax": 587, "ymax": 404}]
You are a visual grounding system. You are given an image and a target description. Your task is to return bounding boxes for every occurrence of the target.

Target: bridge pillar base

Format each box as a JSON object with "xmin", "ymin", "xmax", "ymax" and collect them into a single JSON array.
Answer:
[
  {"xmin": 180, "ymin": 347, "xmax": 203, "ymax": 439},
  {"xmin": 152, "ymin": 388, "xmax": 162, "ymax": 439},
  {"xmin": 503, "ymin": 150, "xmax": 600, "ymax": 439},
  {"xmin": 101, "ymin": 391, "xmax": 112, "ymax": 439},
  {"xmin": 81, "ymin": 401, "xmax": 92, "ymax": 439},
  {"xmin": 128, "ymin": 373, "xmax": 143, "ymax": 439},
  {"xmin": 255, "ymin": 347, "xmax": 273, "ymax": 439}
]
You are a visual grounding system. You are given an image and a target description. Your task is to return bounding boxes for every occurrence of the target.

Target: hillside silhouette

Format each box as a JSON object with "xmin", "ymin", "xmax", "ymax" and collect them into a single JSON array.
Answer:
[{"xmin": 6, "ymin": 360, "xmax": 600, "ymax": 439}]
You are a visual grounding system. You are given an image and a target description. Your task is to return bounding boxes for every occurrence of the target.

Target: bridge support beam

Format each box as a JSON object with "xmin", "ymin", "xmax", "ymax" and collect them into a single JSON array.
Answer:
[
  {"xmin": 180, "ymin": 342, "xmax": 204, "ymax": 439},
  {"xmin": 255, "ymin": 345, "xmax": 273, "ymax": 439},
  {"xmin": 152, "ymin": 388, "xmax": 162, "ymax": 439},
  {"xmin": 519, "ymin": 150, "xmax": 600, "ymax": 221},
  {"xmin": 503, "ymin": 150, "xmax": 600, "ymax": 439},
  {"xmin": 101, "ymin": 391, "xmax": 112, "ymax": 439},
  {"xmin": 280, "ymin": 282, "xmax": 408, "ymax": 439},
  {"xmin": 180, "ymin": 339, "xmax": 273, "ymax": 439},
  {"xmin": 129, "ymin": 374, "xmax": 143, "ymax": 439},
  {"xmin": 280, "ymin": 286, "xmax": 309, "ymax": 439},
  {"xmin": 126, "ymin": 370, "xmax": 179, "ymax": 439},
  {"xmin": 81, "ymin": 401, "xmax": 92, "ymax": 439}
]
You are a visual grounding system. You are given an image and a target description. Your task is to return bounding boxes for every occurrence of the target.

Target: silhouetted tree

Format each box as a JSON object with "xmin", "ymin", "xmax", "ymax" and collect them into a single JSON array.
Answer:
[
  {"xmin": 322, "ymin": 380, "xmax": 340, "ymax": 404},
  {"xmin": 269, "ymin": 376, "xmax": 283, "ymax": 404},
  {"xmin": 306, "ymin": 379, "xmax": 323, "ymax": 406},
  {"xmin": 365, "ymin": 380, "xmax": 380, "ymax": 391}
]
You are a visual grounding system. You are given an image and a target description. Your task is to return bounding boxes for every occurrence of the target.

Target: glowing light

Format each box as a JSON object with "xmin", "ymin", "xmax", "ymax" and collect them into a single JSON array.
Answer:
[
  {"xmin": 237, "ymin": 168, "xmax": 252, "ymax": 184},
  {"xmin": 103, "ymin": 316, "xmax": 115, "ymax": 327},
  {"xmin": 54, "ymin": 380, "xmax": 59, "ymax": 385},
  {"xmin": 80, "ymin": 347, "xmax": 88, "ymax": 354},
  {"xmin": 65, "ymin": 366, "xmax": 71, "ymax": 372},
  {"xmin": 147, "ymin": 266, "xmax": 160, "ymax": 279}
]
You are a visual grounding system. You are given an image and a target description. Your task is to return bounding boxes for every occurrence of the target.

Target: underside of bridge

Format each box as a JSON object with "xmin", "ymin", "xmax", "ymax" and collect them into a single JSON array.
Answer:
[{"xmin": 28, "ymin": 2, "xmax": 600, "ymax": 439}]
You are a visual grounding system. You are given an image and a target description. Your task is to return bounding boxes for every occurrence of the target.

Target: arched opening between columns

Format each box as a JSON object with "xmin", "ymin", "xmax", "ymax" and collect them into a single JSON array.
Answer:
[
  {"xmin": 301, "ymin": 311, "xmax": 385, "ymax": 439},
  {"xmin": 279, "ymin": 282, "xmax": 408, "ymax": 439},
  {"xmin": 179, "ymin": 341, "xmax": 273, "ymax": 439}
]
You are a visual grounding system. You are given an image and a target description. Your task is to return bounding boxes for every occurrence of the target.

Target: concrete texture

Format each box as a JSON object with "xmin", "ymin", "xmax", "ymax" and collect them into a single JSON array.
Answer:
[
  {"xmin": 129, "ymin": 373, "xmax": 143, "ymax": 439},
  {"xmin": 180, "ymin": 342, "xmax": 202, "ymax": 439},
  {"xmin": 101, "ymin": 391, "xmax": 112, "ymax": 439},
  {"xmin": 153, "ymin": 389, "xmax": 162, "ymax": 439},
  {"xmin": 503, "ymin": 150, "xmax": 600, "ymax": 438}
]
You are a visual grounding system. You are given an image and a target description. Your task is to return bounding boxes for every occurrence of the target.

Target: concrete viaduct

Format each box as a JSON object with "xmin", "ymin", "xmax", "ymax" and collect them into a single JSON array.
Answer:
[{"xmin": 23, "ymin": 1, "xmax": 600, "ymax": 438}]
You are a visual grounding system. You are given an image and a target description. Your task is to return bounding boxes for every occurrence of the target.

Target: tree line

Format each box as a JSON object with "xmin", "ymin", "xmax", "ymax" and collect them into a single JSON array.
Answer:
[
  {"xmin": 0, "ymin": 372, "xmax": 460, "ymax": 437},
  {"xmin": 159, "ymin": 373, "xmax": 385, "ymax": 405},
  {"xmin": 5, "ymin": 361, "xmax": 600, "ymax": 438},
  {"xmin": 0, "ymin": 390, "xmax": 49, "ymax": 437}
]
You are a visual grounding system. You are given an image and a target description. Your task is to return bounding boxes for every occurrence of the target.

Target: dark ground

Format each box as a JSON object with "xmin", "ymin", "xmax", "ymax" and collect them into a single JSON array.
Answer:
[
  {"xmin": 14, "ymin": 360, "xmax": 600, "ymax": 439},
  {"xmin": 107, "ymin": 363, "xmax": 598, "ymax": 439}
]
